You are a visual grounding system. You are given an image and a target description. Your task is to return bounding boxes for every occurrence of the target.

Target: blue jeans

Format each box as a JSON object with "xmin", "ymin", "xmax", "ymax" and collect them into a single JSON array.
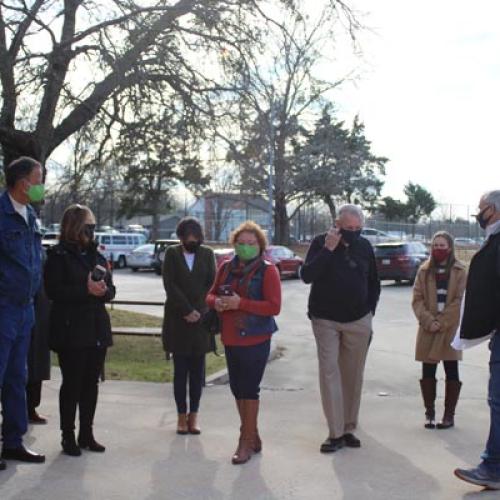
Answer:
[
  {"xmin": 481, "ymin": 330, "xmax": 500, "ymax": 475},
  {"xmin": 225, "ymin": 340, "xmax": 270, "ymax": 400},
  {"xmin": 0, "ymin": 303, "xmax": 34, "ymax": 448}
]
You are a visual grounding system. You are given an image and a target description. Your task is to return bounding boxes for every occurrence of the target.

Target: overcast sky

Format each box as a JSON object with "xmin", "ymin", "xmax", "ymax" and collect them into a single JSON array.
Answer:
[{"xmin": 322, "ymin": 0, "xmax": 500, "ymax": 217}]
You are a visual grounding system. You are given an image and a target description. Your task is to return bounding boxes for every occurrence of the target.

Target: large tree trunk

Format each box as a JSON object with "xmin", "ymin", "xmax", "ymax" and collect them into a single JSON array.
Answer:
[
  {"xmin": 272, "ymin": 128, "xmax": 290, "ymax": 245},
  {"xmin": 151, "ymin": 211, "xmax": 160, "ymax": 241},
  {"xmin": 1, "ymin": 130, "xmax": 45, "ymax": 166},
  {"xmin": 274, "ymin": 190, "xmax": 289, "ymax": 245},
  {"xmin": 150, "ymin": 190, "xmax": 161, "ymax": 240}
]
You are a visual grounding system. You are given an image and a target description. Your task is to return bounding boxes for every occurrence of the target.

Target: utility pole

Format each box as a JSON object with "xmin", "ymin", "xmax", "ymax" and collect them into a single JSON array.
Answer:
[{"xmin": 268, "ymin": 97, "xmax": 275, "ymax": 244}]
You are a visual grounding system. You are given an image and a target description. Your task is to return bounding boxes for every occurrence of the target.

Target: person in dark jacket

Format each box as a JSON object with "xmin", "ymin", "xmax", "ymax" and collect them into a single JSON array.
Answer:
[
  {"xmin": 206, "ymin": 221, "xmax": 281, "ymax": 465},
  {"xmin": 301, "ymin": 204, "xmax": 380, "ymax": 454},
  {"xmin": 26, "ymin": 250, "xmax": 52, "ymax": 425},
  {"xmin": 0, "ymin": 157, "xmax": 45, "ymax": 471},
  {"xmin": 454, "ymin": 191, "xmax": 500, "ymax": 490},
  {"xmin": 162, "ymin": 217, "xmax": 216, "ymax": 435},
  {"xmin": 44, "ymin": 204, "xmax": 115, "ymax": 457}
]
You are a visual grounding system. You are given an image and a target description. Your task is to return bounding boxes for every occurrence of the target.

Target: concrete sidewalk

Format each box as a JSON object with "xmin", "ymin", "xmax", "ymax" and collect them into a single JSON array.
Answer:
[
  {"xmin": 1, "ymin": 282, "xmax": 497, "ymax": 499},
  {"xmin": 1, "ymin": 360, "xmax": 496, "ymax": 498}
]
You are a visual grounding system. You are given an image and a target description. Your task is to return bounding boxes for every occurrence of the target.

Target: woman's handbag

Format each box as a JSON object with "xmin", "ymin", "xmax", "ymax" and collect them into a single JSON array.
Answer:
[
  {"xmin": 202, "ymin": 309, "xmax": 222, "ymax": 355},
  {"xmin": 202, "ymin": 309, "xmax": 221, "ymax": 335}
]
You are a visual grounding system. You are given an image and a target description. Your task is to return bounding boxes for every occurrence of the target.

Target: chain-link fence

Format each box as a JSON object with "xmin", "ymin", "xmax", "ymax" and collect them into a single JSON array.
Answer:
[{"xmin": 40, "ymin": 198, "xmax": 485, "ymax": 247}]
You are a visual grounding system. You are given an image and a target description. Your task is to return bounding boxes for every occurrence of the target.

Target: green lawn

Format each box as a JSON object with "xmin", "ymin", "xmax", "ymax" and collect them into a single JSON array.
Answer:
[
  {"xmin": 53, "ymin": 308, "xmax": 227, "ymax": 383},
  {"xmin": 107, "ymin": 308, "xmax": 163, "ymax": 328},
  {"xmin": 104, "ymin": 334, "xmax": 226, "ymax": 383}
]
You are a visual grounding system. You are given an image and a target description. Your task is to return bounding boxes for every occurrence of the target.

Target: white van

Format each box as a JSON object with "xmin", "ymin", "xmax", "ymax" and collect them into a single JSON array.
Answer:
[{"xmin": 95, "ymin": 232, "xmax": 147, "ymax": 268}]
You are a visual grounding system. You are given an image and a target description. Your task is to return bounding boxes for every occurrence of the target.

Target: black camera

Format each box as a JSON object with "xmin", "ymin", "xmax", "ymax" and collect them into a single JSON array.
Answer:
[{"xmin": 91, "ymin": 265, "xmax": 107, "ymax": 282}]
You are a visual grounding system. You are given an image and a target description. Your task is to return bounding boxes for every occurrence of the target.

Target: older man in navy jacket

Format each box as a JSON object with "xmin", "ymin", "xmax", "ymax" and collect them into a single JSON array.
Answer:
[{"xmin": 0, "ymin": 157, "xmax": 45, "ymax": 470}]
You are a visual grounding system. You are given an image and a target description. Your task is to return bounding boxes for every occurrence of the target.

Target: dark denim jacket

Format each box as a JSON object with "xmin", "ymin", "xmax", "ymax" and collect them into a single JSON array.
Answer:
[
  {"xmin": 0, "ymin": 191, "xmax": 42, "ymax": 306},
  {"xmin": 224, "ymin": 258, "xmax": 278, "ymax": 337}
]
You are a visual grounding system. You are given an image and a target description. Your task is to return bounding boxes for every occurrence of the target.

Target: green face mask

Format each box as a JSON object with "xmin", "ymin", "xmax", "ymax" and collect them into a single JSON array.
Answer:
[
  {"xmin": 27, "ymin": 184, "xmax": 45, "ymax": 203},
  {"xmin": 235, "ymin": 243, "xmax": 260, "ymax": 261}
]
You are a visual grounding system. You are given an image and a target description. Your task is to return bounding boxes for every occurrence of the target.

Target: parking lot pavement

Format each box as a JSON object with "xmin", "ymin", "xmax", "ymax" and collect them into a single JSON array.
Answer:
[{"xmin": 111, "ymin": 268, "xmax": 165, "ymax": 316}]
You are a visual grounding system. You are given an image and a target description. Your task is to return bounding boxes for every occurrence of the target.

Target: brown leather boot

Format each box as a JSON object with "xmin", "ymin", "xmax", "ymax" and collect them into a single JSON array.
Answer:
[
  {"xmin": 187, "ymin": 413, "xmax": 201, "ymax": 435},
  {"xmin": 437, "ymin": 380, "xmax": 462, "ymax": 429},
  {"xmin": 253, "ymin": 400, "xmax": 262, "ymax": 453},
  {"xmin": 232, "ymin": 400, "xmax": 258, "ymax": 465},
  {"xmin": 177, "ymin": 414, "xmax": 188, "ymax": 435},
  {"xmin": 420, "ymin": 378, "xmax": 437, "ymax": 429},
  {"xmin": 236, "ymin": 399, "xmax": 261, "ymax": 453}
]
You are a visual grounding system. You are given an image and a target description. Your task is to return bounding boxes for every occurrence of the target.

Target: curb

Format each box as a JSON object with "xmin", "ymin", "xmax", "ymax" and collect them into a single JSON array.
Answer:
[{"xmin": 205, "ymin": 344, "xmax": 284, "ymax": 386}]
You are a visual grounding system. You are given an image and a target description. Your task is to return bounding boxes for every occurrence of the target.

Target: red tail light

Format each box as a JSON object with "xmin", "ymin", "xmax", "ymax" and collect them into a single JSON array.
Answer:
[{"xmin": 396, "ymin": 255, "xmax": 410, "ymax": 263}]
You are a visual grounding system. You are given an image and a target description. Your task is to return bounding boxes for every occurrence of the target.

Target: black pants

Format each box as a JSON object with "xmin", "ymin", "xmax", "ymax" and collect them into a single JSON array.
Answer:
[
  {"xmin": 173, "ymin": 354, "xmax": 205, "ymax": 414},
  {"xmin": 26, "ymin": 380, "xmax": 42, "ymax": 414},
  {"xmin": 422, "ymin": 361, "xmax": 459, "ymax": 381},
  {"xmin": 57, "ymin": 347, "xmax": 107, "ymax": 434},
  {"xmin": 225, "ymin": 340, "xmax": 271, "ymax": 400}
]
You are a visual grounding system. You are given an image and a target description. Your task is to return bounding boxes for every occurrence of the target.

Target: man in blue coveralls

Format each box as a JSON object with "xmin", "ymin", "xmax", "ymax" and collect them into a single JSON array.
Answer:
[{"xmin": 0, "ymin": 156, "xmax": 46, "ymax": 470}]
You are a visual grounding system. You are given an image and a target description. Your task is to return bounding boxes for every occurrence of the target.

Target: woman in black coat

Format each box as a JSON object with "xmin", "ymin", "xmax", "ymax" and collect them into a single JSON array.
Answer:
[
  {"xmin": 44, "ymin": 204, "xmax": 115, "ymax": 457},
  {"xmin": 162, "ymin": 217, "xmax": 216, "ymax": 435},
  {"xmin": 26, "ymin": 250, "xmax": 52, "ymax": 424}
]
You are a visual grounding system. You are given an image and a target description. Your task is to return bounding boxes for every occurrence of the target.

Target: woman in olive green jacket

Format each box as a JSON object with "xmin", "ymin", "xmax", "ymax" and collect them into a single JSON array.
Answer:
[{"xmin": 162, "ymin": 217, "xmax": 216, "ymax": 435}]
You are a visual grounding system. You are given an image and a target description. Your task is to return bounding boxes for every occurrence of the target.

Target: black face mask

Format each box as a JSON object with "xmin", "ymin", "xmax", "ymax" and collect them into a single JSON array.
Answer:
[
  {"xmin": 83, "ymin": 224, "xmax": 96, "ymax": 242},
  {"xmin": 476, "ymin": 206, "xmax": 492, "ymax": 230},
  {"xmin": 340, "ymin": 228, "xmax": 362, "ymax": 245},
  {"xmin": 183, "ymin": 240, "xmax": 200, "ymax": 253}
]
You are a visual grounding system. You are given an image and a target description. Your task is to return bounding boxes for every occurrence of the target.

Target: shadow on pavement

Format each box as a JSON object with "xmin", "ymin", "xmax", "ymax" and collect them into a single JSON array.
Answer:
[
  {"xmin": 332, "ymin": 433, "xmax": 440, "ymax": 500},
  {"xmin": 147, "ymin": 435, "xmax": 222, "ymax": 499},
  {"xmin": 229, "ymin": 457, "xmax": 276, "ymax": 500}
]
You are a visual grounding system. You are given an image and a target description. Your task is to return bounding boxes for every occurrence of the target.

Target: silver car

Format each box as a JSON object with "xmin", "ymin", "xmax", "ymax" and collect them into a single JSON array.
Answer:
[
  {"xmin": 127, "ymin": 244, "xmax": 155, "ymax": 272},
  {"xmin": 361, "ymin": 228, "xmax": 396, "ymax": 245}
]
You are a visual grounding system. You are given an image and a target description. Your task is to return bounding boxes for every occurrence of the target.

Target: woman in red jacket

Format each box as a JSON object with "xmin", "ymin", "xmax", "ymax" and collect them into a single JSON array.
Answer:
[{"xmin": 207, "ymin": 221, "xmax": 281, "ymax": 465}]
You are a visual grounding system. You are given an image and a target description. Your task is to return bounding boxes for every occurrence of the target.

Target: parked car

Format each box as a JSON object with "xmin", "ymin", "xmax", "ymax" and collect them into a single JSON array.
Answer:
[
  {"xmin": 214, "ymin": 248, "xmax": 235, "ymax": 268},
  {"xmin": 213, "ymin": 245, "xmax": 303, "ymax": 279},
  {"xmin": 95, "ymin": 232, "xmax": 147, "ymax": 269},
  {"xmin": 125, "ymin": 224, "xmax": 150, "ymax": 238},
  {"xmin": 152, "ymin": 239, "xmax": 181, "ymax": 275},
  {"xmin": 361, "ymin": 228, "xmax": 395, "ymax": 245},
  {"xmin": 374, "ymin": 241, "xmax": 429, "ymax": 285},
  {"xmin": 386, "ymin": 230, "xmax": 410, "ymax": 241},
  {"xmin": 97, "ymin": 225, "xmax": 119, "ymax": 233},
  {"xmin": 127, "ymin": 244, "xmax": 156, "ymax": 272},
  {"xmin": 41, "ymin": 231, "xmax": 59, "ymax": 249},
  {"xmin": 265, "ymin": 245, "xmax": 303, "ymax": 278},
  {"xmin": 454, "ymin": 237, "xmax": 477, "ymax": 246}
]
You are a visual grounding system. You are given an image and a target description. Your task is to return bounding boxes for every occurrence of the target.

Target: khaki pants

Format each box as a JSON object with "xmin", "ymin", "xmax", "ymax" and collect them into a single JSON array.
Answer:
[{"xmin": 312, "ymin": 313, "xmax": 372, "ymax": 439}]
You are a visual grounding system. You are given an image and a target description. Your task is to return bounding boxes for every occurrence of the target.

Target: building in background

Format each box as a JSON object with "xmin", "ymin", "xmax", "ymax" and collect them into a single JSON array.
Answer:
[{"xmin": 190, "ymin": 192, "xmax": 271, "ymax": 242}]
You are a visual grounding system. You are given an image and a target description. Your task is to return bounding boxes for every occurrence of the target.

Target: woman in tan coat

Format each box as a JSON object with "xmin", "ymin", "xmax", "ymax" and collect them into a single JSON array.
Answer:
[{"xmin": 412, "ymin": 231, "xmax": 467, "ymax": 430}]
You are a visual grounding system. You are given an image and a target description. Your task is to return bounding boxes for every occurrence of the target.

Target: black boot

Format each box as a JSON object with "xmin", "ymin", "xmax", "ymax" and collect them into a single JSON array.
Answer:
[
  {"xmin": 437, "ymin": 380, "xmax": 462, "ymax": 429},
  {"xmin": 420, "ymin": 378, "xmax": 437, "ymax": 429},
  {"xmin": 78, "ymin": 429, "xmax": 106, "ymax": 452},
  {"xmin": 79, "ymin": 380, "xmax": 105, "ymax": 451},
  {"xmin": 61, "ymin": 431, "xmax": 81, "ymax": 457}
]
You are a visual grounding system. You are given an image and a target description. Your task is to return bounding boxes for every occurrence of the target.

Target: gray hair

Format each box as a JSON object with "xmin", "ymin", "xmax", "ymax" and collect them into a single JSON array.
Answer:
[
  {"xmin": 483, "ymin": 190, "xmax": 500, "ymax": 211},
  {"xmin": 337, "ymin": 204, "xmax": 365, "ymax": 224}
]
